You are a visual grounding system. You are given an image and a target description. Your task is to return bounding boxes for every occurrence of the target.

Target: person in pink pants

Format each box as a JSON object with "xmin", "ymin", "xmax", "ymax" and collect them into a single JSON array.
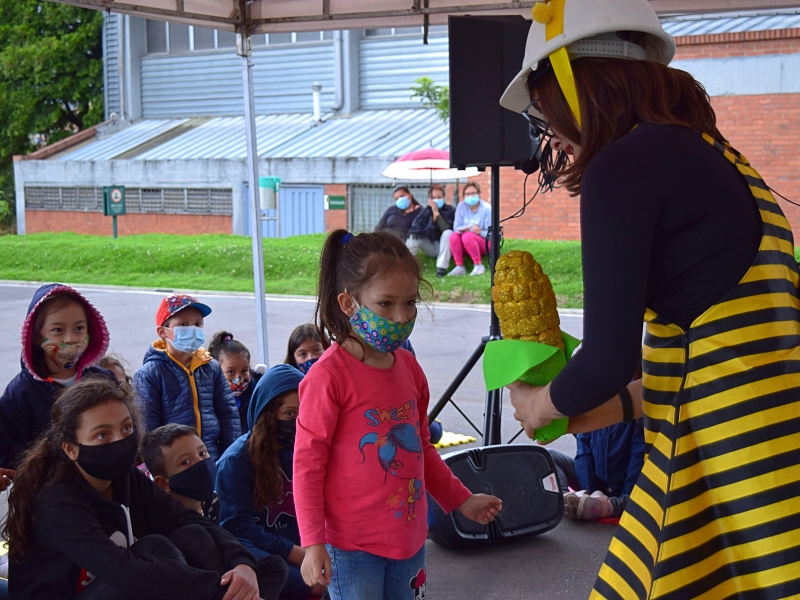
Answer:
[{"xmin": 448, "ymin": 182, "xmax": 493, "ymax": 276}]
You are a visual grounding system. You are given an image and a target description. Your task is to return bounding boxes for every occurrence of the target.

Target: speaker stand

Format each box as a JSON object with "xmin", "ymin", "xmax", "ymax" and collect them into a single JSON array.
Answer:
[{"xmin": 429, "ymin": 165, "xmax": 504, "ymax": 445}]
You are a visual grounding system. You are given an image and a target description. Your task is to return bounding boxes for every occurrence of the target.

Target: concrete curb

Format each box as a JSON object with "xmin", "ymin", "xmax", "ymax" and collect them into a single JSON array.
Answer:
[{"xmin": 0, "ymin": 279, "xmax": 584, "ymax": 316}]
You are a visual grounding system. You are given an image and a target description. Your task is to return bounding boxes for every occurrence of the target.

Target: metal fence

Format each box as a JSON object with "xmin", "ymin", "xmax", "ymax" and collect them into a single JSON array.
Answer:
[{"xmin": 24, "ymin": 186, "xmax": 233, "ymax": 215}]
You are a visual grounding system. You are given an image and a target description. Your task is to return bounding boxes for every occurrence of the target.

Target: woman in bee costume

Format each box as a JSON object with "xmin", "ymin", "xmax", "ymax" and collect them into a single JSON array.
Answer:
[{"xmin": 503, "ymin": 0, "xmax": 800, "ymax": 597}]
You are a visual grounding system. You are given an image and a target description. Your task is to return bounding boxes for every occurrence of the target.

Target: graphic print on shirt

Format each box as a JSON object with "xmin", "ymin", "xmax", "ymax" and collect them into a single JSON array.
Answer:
[
  {"xmin": 409, "ymin": 568, "xmax": 427, "ymax": 600},
  {"xmin": 265, "ymin": 468, "xmax": 296, "ymax": 528},
  {"xmin": 358, "ymin": 399, "xmax": 423, "ymax": 522}
]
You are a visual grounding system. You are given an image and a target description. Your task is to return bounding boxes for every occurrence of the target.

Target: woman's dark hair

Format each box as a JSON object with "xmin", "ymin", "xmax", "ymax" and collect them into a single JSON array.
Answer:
[
  {"xmin": 284, "ymin": 323, "xmax": 324, "ymax": 367},
  {"xmin": 30, "ymin": 294, "xmax": 88, "ymax": 378},
  {"xmin": 208, "ymin": 331, "xmax": 251, "ymax": 363},
  {"xmin": 528, "ymin": 55, "xmax": 724, "ymax": 195},
  {"xmin": 249, "ymin": 395, "xmax": 287, "ymax": 507},
  {"xmin": 3, "ymin": 376, "xmax": 138, "ymax": 558},
  {"xmin": 463, "ymin": 181, "xmax": 481, "ymax": 196},
  {"xmin": 315, "ymin": 229, "xmax": 430, "ymax": 348}
]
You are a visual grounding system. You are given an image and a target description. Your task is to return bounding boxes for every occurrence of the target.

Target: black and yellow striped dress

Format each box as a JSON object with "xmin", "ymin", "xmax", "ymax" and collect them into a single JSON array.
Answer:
[{"xmin": 591, "ymin": 134, "xmax": 800, "ymax": 599}]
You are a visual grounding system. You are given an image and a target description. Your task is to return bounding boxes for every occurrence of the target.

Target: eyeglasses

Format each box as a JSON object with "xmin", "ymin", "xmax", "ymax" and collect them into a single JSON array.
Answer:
[{"xmin": 521, "ymin": 99, "xmax": 553, "ymax": 137}]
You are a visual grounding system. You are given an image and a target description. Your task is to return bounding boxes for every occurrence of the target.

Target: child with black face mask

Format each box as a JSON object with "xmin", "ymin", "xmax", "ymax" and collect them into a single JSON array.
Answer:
[
  {"xmin": 216, "ymin": 365, "xmax": 321, "ymax": 600},
  {"xmin": 4, "ymin": 377, "xmax": 283, "ymax": 600},
  {"xmin": 208, "ymin": 332, "xmax": 264, "ymax": 434}
]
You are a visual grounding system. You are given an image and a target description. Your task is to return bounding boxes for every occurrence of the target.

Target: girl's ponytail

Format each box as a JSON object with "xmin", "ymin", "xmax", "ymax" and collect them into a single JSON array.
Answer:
[
  {"xmin": 315, "ymin": 229, "xmax": 351, "ymax": 348},
  {"xmin": 208, "ymin": 331, "xmax": 251, "ymax": 363}
]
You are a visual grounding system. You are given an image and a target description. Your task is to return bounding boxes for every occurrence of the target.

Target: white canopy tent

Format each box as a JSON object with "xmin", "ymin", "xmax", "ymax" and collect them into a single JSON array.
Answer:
[{"xmin": 42, "ymin": 0, "xmax": 786, "ymax": 363}]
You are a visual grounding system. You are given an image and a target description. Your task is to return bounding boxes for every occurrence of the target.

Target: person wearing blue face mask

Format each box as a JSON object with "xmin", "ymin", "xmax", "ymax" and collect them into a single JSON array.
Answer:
[
  {"xmin": 133, "ymin": 294, "xmax": 241, "ymax": 462},
  {"xmin": 406, "ymin": 184, "xmax": 457, "ymax": 278},
  {"xmin": 374, "ymin": 185, "xmax": 422, "ymax": 242},
  {"xmin": 447, "ymin": 182, "xmax": 493, "ymax": 277}
]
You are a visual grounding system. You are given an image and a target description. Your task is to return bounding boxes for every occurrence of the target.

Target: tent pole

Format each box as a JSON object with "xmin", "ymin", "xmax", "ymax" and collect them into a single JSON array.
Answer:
[{"xmin": 238, "ymin": 32, "xmax": 270, "ymax": 365}]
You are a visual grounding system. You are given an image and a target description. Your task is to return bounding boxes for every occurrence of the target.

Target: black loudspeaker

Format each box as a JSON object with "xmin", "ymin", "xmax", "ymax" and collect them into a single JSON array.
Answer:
[
  {"xmin": 428, "ymin": 445, "xmax": 563, "ymax": 548},
  {"xmin": 449, "ymin": 15, "xmax": 534, "ymax": 169}
]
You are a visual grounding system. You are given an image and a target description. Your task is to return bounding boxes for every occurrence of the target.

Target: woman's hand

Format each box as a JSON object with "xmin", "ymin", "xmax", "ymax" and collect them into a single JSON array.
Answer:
[
  {"xmin": 220, "ymin": 564, "xmax": 260, "ymax": 600},
  {"xmin": 0, "ymin": 468, "xmax": 15, "ymax": 492},
  {"xmin": 470, "ymin": 225, "xmax": 481, "ymax": 234},
  {"xmin": 287, "ymin": 545, "xmax": 305, "ymax": 567},
  {"xmin": 508, "ymin": 381, "xmax": 562, "ymax": 440},
  {"xmin": 301, "ymin": 544, "xmax": 331, "ymax": 587},
  {"xmin": 458, "ymin": 493, "xmax": 503, "ymax": 524}
]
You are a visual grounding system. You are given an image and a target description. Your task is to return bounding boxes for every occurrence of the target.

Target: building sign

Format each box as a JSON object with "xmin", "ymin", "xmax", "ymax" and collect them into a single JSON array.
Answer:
[{"xmin": 103, "ymin": 186, "xmax": 126, "ymax": 216}]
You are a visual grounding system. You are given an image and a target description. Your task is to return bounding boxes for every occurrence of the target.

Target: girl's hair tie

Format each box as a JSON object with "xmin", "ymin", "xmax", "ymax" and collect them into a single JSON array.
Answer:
[
  {"xmin": 342, "ymin": 232, "xmax": 354, "ymax": 245},
  {"xmin": 224, "ymin": 335, "xmax": 233, "ymax": 341}
]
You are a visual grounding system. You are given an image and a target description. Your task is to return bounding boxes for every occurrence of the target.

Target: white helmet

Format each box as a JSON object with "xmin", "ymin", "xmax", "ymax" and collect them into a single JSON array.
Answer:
[{"xmin": 499, "ymin": 0, "xmax": 676, "ymax": 126}]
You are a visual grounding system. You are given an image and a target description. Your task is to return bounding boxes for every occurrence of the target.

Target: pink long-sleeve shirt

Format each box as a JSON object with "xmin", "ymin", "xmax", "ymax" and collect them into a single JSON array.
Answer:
[{"xmin": 294, "ymin": 343, "xmax": 472, "ymax": 560}]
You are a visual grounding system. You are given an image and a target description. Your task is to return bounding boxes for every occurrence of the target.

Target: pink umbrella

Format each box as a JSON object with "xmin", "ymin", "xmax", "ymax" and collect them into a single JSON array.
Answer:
[{"xmin": 382, "ymin": 149, "xmax": 480, "ymax": 181}]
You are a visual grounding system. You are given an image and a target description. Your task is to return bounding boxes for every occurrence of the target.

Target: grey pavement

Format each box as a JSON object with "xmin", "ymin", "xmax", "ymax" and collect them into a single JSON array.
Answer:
[{"xmin": 0, "ymin": 282, "xmax": 613, "ymax": 599}]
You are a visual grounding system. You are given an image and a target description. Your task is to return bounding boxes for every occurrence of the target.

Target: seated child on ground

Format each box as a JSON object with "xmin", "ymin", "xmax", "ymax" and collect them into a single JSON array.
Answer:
[
  {"xmin": 99, "ymin": 354, "xmax": 131, "ymax": 384},
  {"xmin": 0, "ymin": 283, "xmax": 113, "ymax": 470},
  {"xmin": 549, "ymin": 419, "xmax": 645, "ymax": 520},
  {"xmin": 209, "ymin": 332, "xmax": 262, "ymax": 433},
  {"xmin": 216, "ymin": 365, "xmax": 323, "ymax": 600},
  {"xmin": 284, "ymin": 324, "xmax": 325, "ymax": 374},
  {"xmin": 133, "ymin": 294, "xmax": 240, "ymax": 461},
  {"xmin": 4, "ymin": 377, "xmax": 287, "ymax": 600}
]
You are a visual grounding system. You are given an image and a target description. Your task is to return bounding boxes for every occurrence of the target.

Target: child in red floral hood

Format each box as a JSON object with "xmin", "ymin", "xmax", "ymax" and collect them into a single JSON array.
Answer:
[{"xmin": 0, "ymin": 283, "xmax": 113, "ymax": 470}]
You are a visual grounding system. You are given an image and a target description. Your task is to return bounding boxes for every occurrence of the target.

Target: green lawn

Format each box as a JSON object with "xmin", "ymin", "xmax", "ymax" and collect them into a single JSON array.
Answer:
[{"xmin": 0, "ymin": 233, "xmax": 585, "ymax": 307}]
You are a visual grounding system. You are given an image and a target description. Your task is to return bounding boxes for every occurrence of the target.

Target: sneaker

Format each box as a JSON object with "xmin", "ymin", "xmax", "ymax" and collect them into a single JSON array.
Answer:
[
  {"xmin": 436, "ymin": 268, "xmax": 447, "ymax": 278},
  {"xmin": 447, "ymin": 266, "xmax": 467, "ymax": 277},
  {"xmin": 564, "ymin": 490, "xmax": 612, "ymax": 520},
  {"xmin": 470, "ymin": 264, "xmax": 486, "ymax": 276}
]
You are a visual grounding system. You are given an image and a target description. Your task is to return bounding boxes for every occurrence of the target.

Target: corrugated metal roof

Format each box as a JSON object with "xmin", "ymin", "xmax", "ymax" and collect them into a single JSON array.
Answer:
[
  {"xmin": 54, "ymin": 109, "xmax": 449, "ymax": 162},
  {"xmin": 661, "ymin": 8, "xmax": 800, "ymax": 37},
  {"xmin": 57, "ymin": 119, "xmax": 190, "ymax": 161}
]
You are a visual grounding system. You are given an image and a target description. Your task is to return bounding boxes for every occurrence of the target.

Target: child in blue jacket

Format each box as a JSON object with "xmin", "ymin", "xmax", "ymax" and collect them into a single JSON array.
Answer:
[
  {"xmin": 216, "ymin": 365, "xmax": 324, "ymax": 600},
  {"xmin": 133, "ymin": 294, "xmax": 240, "ymax": 462}
]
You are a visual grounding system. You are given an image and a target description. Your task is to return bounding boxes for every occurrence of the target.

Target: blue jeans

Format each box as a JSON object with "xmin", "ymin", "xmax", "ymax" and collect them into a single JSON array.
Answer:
[{"xmin": 326, "ymin": 544, "xmax": 426, "ymax": 600}]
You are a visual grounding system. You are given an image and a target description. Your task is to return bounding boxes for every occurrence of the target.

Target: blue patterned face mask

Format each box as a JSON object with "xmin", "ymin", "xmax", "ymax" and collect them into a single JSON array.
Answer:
[
  {"xmin": 296, "ymin": 358, "xmax": 318, "ymax": 374},
  {"xmin": 350, "ymin": 303, "xmax": 416, "ymax": 353}
]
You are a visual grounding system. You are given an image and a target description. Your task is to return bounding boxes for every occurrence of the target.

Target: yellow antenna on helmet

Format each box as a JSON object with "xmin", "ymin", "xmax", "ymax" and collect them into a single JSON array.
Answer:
[{"xmin": 532, "ymin": 0, "xmax": 582, "ymax": 128}]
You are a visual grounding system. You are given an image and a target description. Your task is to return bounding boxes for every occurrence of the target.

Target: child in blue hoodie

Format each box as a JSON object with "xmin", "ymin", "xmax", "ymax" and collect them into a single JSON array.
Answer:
[
  {"xmin": 134, "ymin": 294, "xmax": 240, "ymax": 462},
  {"xmin": 216, "ymin": 365, "xmax": 324, "ymax": 600},
  {"xmin": 0, "ymin": 283, "xmax": 113, "ymax": 470}
]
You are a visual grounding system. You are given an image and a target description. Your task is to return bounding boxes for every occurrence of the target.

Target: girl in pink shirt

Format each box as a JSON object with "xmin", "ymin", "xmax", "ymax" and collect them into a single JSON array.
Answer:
[{"xmin": 295, "ymin": 229, "xmax": 502, "ymax": 600}]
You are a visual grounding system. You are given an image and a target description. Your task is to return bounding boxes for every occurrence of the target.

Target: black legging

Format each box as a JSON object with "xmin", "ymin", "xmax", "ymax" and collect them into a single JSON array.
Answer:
[{"xmin": 81, "ymin": 524, "xmax": 288, "ymax": 600}]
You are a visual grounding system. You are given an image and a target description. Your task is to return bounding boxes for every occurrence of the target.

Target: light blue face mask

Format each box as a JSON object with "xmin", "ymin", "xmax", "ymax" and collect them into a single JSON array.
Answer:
[
  {"xmin": 464, "ymin": 195, "xmax": 481, "ymax": 207},
  {"xmin": 434, "ymin": 198, "xmax": 445, "ymax": 209},
  {"xmin": 168, "ymin": 326, "xmax": 205, "ymax": 354},
  {"xmin": 395, "ymin": 196, "xmax": 411, "ymax": 211}
]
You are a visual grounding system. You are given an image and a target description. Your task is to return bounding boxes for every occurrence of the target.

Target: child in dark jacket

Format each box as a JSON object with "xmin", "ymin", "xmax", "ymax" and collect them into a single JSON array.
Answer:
[
  {"xmin": 133, "ymin": 294, "xmax": 240, "ymax": 461},
  {"xmin": 141, "ymin": 424, "xmax": 289, "ymax": 598},
  {"xmin": 4, "ymin": 377, "xmax": 272, "ymax": 600},
  {"xmin": 216, "ymin": 365, "xmax": 323, "ymax": 600},
  {"xmin": 0, "ymin": 283, "xmax": 113, "ymax": 470},
  {"xmin": 208, "ymin": 332, "xmax": 263, "ymax": 434}
]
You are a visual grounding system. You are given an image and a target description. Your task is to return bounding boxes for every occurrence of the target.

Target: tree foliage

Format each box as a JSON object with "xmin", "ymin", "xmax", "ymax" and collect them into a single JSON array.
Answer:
[
  {"xmin": 0, "ymin": 1, "xmax": 104, "ymax": 228},
  {"xmin": 410, "ymin": 76, "xmax": 449, "ymax": 122}
]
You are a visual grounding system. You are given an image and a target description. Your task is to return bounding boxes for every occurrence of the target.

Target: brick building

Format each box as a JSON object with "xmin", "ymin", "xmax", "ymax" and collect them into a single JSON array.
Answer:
[{"xmin": 14, "ymin": 9, "xmax": 800, "ymax": 241}]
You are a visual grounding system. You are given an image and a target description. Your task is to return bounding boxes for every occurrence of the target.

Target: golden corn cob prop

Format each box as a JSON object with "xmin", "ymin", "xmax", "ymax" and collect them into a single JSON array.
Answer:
[{"xmin": 492, "ymin": 250, "xmax": 564, "ymax": 351}]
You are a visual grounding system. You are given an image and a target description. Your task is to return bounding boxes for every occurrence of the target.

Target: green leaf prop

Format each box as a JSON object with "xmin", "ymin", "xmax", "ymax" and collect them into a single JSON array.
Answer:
[{"xmin": 483, "ymin": 331, "xmax": 581, "ymax": 443}]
